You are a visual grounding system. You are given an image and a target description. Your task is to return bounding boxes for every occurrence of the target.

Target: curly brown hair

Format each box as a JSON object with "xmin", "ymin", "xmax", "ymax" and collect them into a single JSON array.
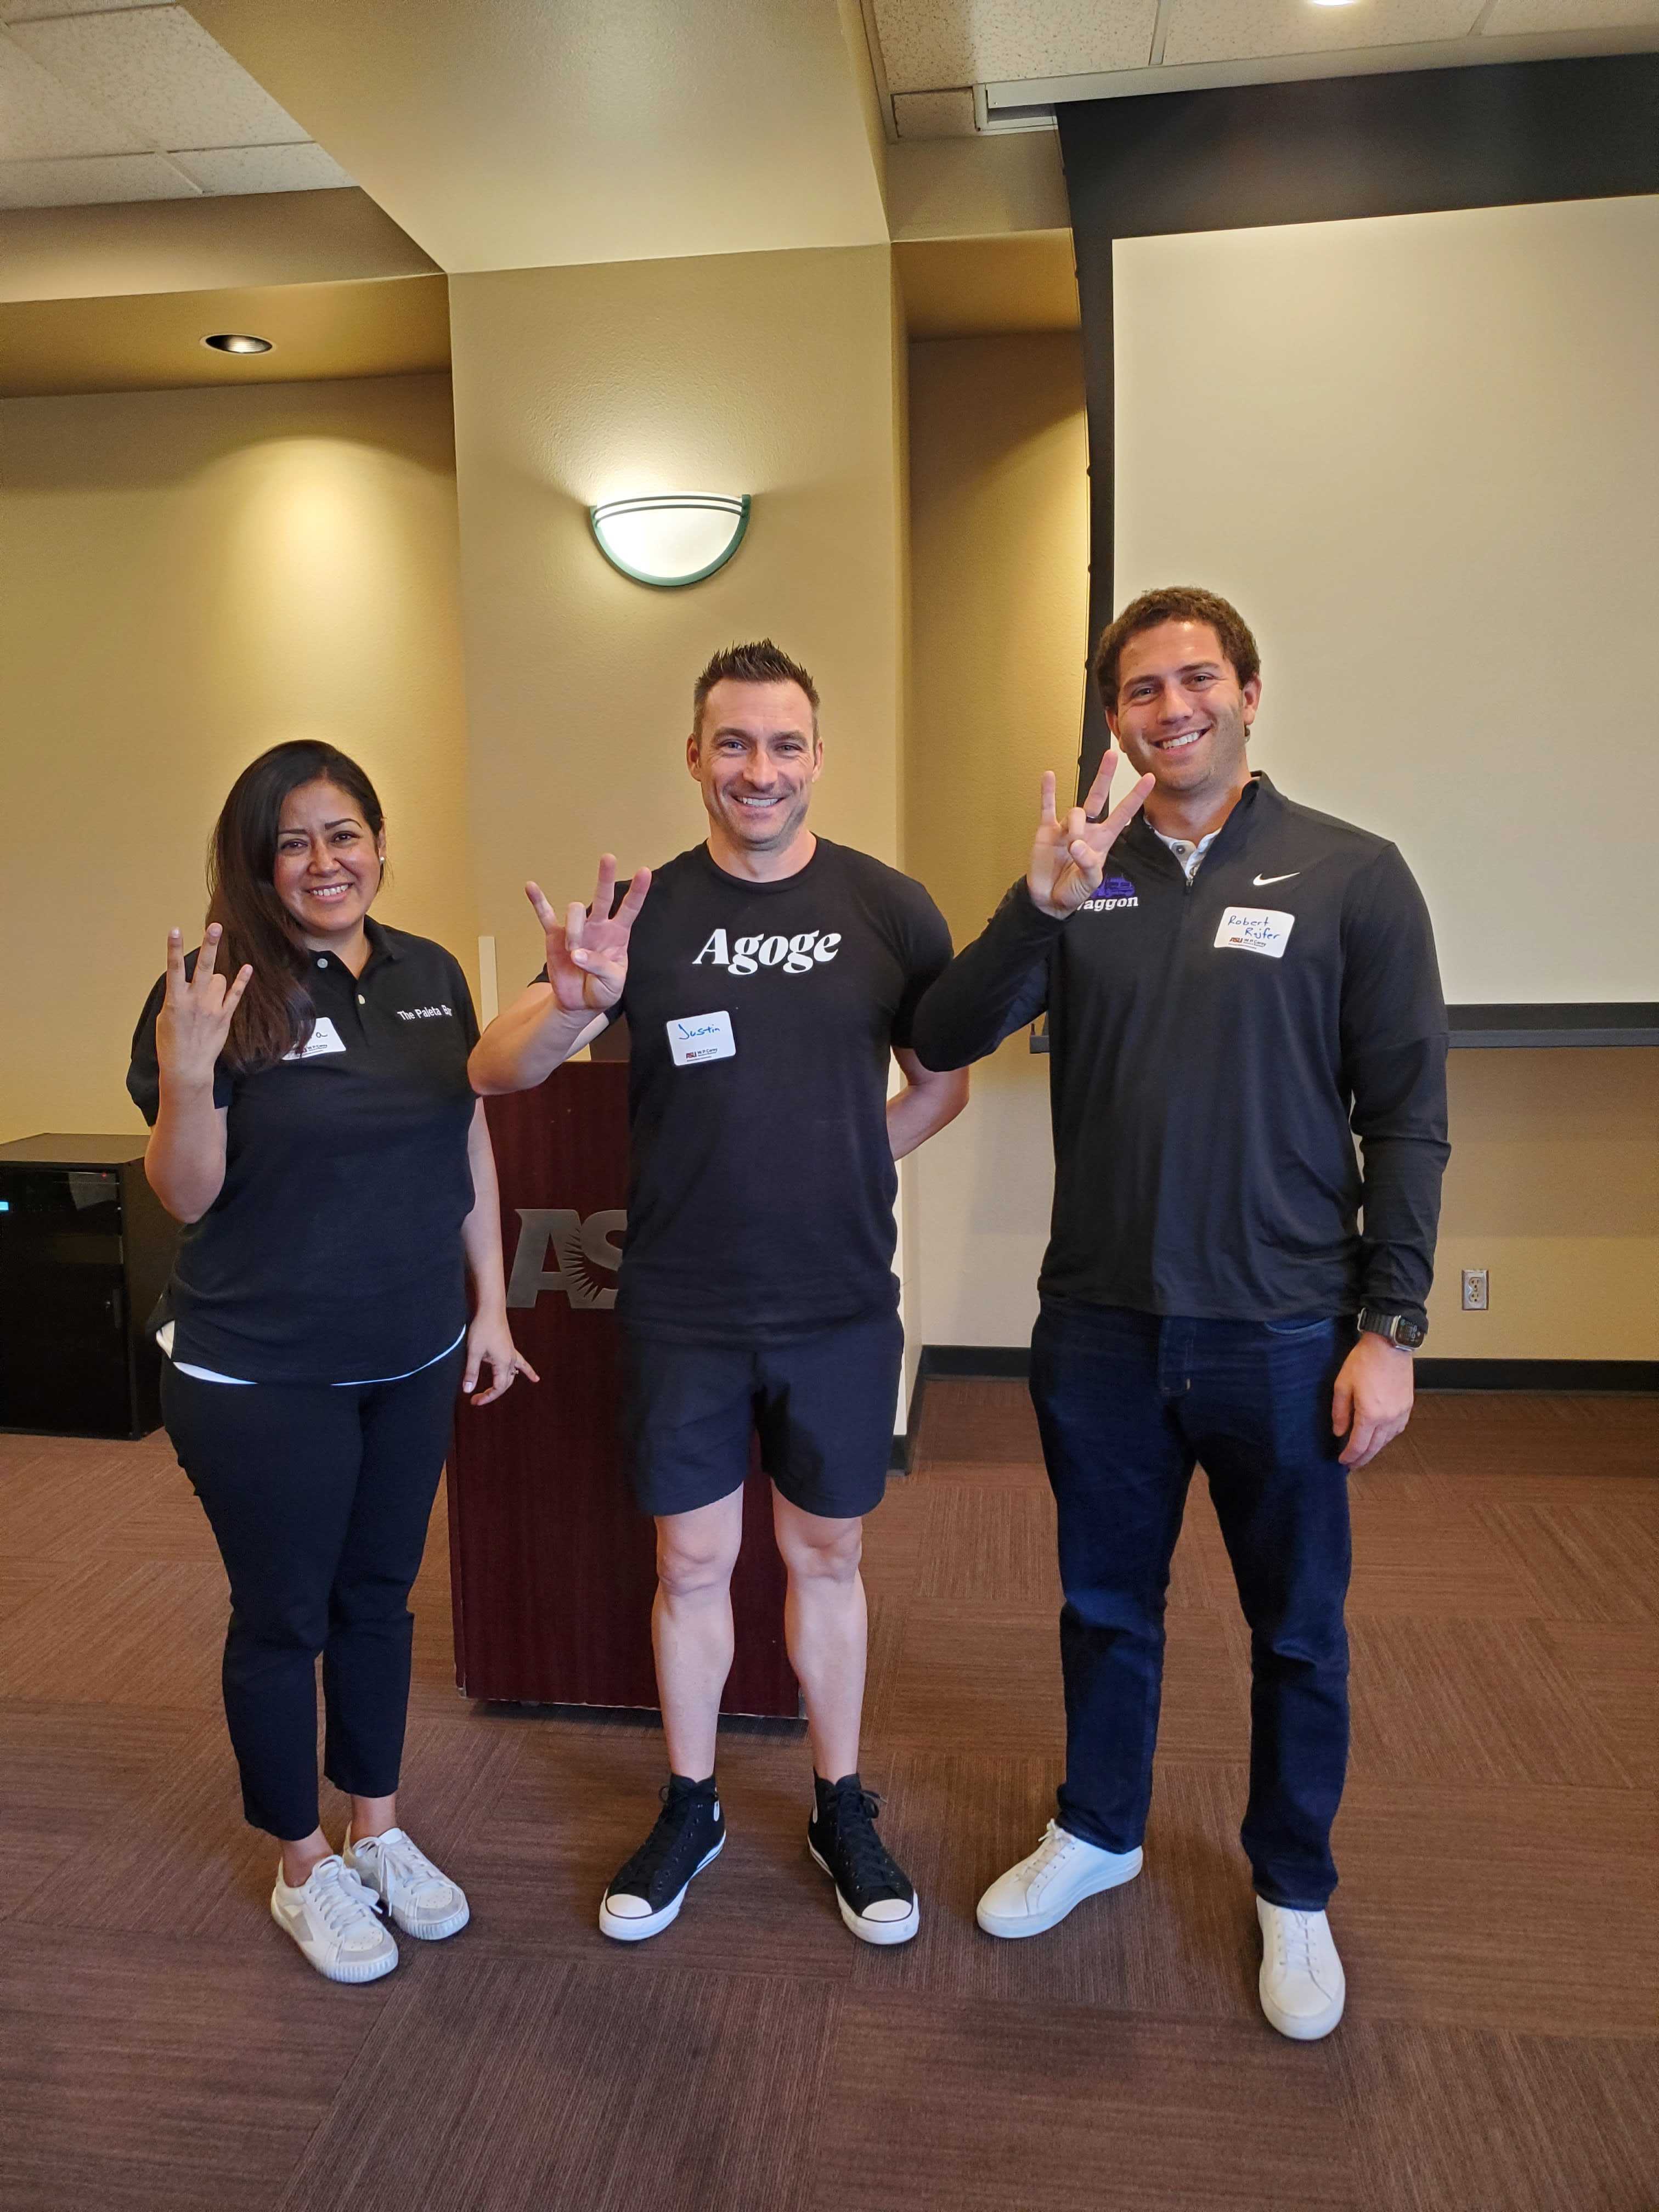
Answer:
[
  {"xmin": 1093, "ymin": 586, "xmax": 1260, "ymax": 713},
  {"xmin": 692, "ymin": 639, "xmax": 820, "ymax": 741}
]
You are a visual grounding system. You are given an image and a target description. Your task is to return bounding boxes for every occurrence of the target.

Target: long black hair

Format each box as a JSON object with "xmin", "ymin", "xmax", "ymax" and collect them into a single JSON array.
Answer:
[{"xmin": 206, "ymin": 740, "xmax": 386, "ymax": 1070}]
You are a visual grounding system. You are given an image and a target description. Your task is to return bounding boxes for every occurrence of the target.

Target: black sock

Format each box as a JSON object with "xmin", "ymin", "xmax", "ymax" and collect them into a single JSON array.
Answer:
[
  {"xmin": 814, "ymin": 1771, "xmax": 860, "ymax": 1817},
  {"xmin": 667, "ymin": 1771, "xmax": 717, "ymax": 1802}
]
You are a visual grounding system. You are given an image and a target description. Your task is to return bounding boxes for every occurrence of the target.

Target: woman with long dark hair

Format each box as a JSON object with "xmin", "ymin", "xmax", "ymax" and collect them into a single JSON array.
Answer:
[{"xmin": 127, "ymin": 740, "xmax": 534, "ymax": 1983}]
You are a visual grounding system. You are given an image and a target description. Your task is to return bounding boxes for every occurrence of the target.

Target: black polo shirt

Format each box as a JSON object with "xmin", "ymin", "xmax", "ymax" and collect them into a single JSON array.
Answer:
[{"xmin": 127, "ymin": 920, "xmax": 479, "ymax": 1383}]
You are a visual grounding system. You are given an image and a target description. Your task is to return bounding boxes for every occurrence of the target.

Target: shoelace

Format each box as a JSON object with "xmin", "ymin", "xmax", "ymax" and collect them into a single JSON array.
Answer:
[
  {"xmin": 1018, "ymin": 1821, "xmax": 1074, "ymax": 1900},
  {"xmin": 823, "ymin": 1788, "xmax": 905, "ymax": 1900},
  {"xmin": 1274, "ymin": 1911, "xmax": 1317, "ymax": 1976},
  {"xmin": 614, "ymin": 1787, "xmax": 713, "ymax": 1893},
  {"xmin": 360, "ymin": 1830, "xmax": 449, "ymax": 1917},
  {"xmin": 303, "ymin": 1857, "xmax": 382, "ymax": 1939}
]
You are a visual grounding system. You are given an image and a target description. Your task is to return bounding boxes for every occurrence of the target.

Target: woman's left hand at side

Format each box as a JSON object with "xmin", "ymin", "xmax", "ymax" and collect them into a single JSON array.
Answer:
[{"xmin": 463, "ymin": 1308, "xmax": 540, "ymax": 1407}]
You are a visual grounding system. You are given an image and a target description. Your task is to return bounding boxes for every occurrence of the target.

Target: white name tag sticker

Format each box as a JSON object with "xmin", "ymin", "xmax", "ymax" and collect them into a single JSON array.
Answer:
[
  {"xmin": 284, "ymin": 1015, "xmax": 347, "ymax": 1062},
  {"xmin": 1215, "ymin": 906, "xmax": 1295, "ymax": 959},
  {"xmin": 667, "ymin": 1011, "xmax": 736, "ymax": 1067}
]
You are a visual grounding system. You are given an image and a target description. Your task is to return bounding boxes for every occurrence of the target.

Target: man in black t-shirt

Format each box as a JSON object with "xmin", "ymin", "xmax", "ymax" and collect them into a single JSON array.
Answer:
[{"xmin": 471, "ymin": 640, "xmax": 965, "ymax": 1948}]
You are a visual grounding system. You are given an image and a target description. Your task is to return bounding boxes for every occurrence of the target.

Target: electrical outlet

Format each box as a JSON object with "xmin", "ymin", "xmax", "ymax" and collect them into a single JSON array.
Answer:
[{"xmin": 1462, "ymin": 1268, "xmax": 1489, "ymax": 1311}]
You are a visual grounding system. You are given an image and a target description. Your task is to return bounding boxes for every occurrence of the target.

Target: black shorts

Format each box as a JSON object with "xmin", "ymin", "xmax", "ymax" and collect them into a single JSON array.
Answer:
[{"xmin": 619, "ymin": 1308, "xmax": 903, "ymax": 1521}]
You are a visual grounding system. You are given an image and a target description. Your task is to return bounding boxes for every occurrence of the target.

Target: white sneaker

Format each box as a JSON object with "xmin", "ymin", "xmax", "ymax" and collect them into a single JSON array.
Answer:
[
  {"xmin": 270, "ymin": 1854, "xmax": 398, "ymax": 1983},
  {"xmin": 344, "ymin": 1826, "xmax": 470, "ymax": 1941},
  {"xmin": 1256, "ymin": 1898, "xmax": 1346, "ymax": 2040},
  {"xmin": 975, "ymin": 1820, "xmax": 1143, "ymax": 1939}
]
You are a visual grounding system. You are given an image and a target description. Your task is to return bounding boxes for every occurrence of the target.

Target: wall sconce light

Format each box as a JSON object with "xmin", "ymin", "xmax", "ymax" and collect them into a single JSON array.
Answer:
[{"xmin": 589, "ymin": 494, "xmax": 751, "ymax": 588}]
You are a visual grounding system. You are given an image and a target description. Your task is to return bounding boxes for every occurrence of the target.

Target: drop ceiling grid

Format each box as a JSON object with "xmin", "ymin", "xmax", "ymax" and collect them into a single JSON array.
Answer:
[
  {"xmin": 0, "ymin": 1, "xmax": 352, "ymax": 207},
  {"xmin": 1487, "ymin": 0, "xmax": 1659, "ymax": 26},
  {"xmin": 871, "ymin": 0, "xmax": 1659, "ymax": 98},
  {"xmin": 872, "ymin": 0, "xmax": 1159, "ymax": 91}
]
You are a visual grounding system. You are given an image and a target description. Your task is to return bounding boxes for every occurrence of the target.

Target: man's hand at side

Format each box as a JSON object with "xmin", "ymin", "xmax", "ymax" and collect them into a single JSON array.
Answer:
[
  {"xmin": 1026, "ymin": 751, "xmax": 1155, "ymax": 919},
  {"xmin": 1333, "ymin": 1332, "xmax": 1415, "ymax": 1470}
]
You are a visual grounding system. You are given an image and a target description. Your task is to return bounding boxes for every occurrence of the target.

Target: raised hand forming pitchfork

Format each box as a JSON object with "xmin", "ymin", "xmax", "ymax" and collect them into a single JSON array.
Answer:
[
  {"xmin": 525, "ymin": 854, "xmax": 653, "ymax": 1014},
  {"xmin": 1025, "ymin": 751, "xmax": 1156, "ymax": 919}
]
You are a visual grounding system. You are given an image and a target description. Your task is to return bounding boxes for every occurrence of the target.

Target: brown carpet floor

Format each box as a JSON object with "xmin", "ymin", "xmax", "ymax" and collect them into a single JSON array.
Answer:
[{"xmin": 2, "ymin": 1384, "xmax": 1656, "ymax": 2211}]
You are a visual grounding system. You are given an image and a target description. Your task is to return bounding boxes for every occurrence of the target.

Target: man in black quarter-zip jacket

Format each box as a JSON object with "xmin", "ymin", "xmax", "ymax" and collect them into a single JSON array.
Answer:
[{"xmin": 911, "ymin": 585, "xmax": 1449, "ymax": 2042}]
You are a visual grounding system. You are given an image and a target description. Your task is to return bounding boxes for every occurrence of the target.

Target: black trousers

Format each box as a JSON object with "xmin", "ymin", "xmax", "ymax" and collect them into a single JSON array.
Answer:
[{"xmin": 161, "ymin": 1346, "xmax": 462, "ymax": 1841}]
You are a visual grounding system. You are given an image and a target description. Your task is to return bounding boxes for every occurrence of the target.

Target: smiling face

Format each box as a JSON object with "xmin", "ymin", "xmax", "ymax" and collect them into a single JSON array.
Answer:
[
  {"xmin": 687, "ymin": 678, "xmax": 822, "ymax": 860},
  {"xmin": 1105, "ymin": 619, "xmax": 1260, "ymax": 809},
  {"xmin": 272, "ymin": 777, "xmax": 385, "ymax": 949}
]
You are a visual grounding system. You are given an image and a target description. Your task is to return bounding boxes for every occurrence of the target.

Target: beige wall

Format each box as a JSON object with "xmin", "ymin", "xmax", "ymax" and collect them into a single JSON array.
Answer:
[
  {"xmin": 902, "ymin": 334, "xmax": 1090, "ymax": 1351},
  {"xmin": 0, "ymin": 371, "xmax": 475, "ymax": 1139},
  {"xmin": 447, "ymin": 244, "xmax": 905, "ymax": 979},
  {"xmin": 904, "ymin": 331, "xmax": 1658, "ymax": 1362}
]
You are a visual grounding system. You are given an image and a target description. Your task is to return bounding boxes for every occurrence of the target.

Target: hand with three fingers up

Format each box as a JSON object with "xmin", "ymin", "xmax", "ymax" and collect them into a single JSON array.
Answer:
[
  {"xmin": 155, "ymin": 922, "xmax": 252, "ymax": 1090},
  {"xmin": 1026, "ymin": 751, "xmax": 1156, "ymax": 919},
  {"xmin": 526, "ymin": 854, "xmax": 652, "ymax": 1015}
]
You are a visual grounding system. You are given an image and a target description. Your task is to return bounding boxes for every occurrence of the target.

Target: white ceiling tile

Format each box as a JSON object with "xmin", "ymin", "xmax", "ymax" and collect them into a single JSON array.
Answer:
[
  {"xmin": 893, "ymin": 87, "xmax": 978, "ymax": 136},
  {"xmin": 0, "ymin": 26, "xmax": 149, "ymax": 155},
  {"xmin": 0, "ymin": 148, "xmax": 196, "ymax": 202},
  {"xmin": 1483, "ymin": 0, "xmax": 1659, "ymax": 28},
  {"xmin": 8, "ymin": 4, "xmax": 309, "ymax": 149},
  {"xmin": 170, "ymin": 139, "xmax": 353, "ymax": 193},
  {"xmin": 873, "ymin": 1, "xmax": 1158, "ymax": 92},
  {"xmin": 1, "ymin": 2, "xmax": 173, "ymax": 18},
  {"xmin": 1164, "ymin": 0, "xmax": 1483, "ymax": 67}
]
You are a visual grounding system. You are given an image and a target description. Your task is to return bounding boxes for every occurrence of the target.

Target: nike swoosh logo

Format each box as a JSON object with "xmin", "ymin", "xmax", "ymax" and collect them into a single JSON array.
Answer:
[{"xmin": 1252, "ymin": 872, "xmax": 1300, "ymax": 887}]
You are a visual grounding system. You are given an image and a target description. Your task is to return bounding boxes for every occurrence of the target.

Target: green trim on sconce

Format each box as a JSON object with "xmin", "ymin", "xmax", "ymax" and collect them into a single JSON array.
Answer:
[{"xmin": 588, "ymin": 493, "xmax": 751, "ymax": 588}]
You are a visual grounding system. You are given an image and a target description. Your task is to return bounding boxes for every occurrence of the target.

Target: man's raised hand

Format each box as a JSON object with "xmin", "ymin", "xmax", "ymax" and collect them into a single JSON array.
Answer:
[
  {"xmin": 526, "ymin": 855, "xmax": 651, "ymax": 1014},
  {"xmin": 155, "ymin": 923, "xmax": 252, "ymax": 1090},
  {"xmin": 1026, "ymin": 752, "xmax": 1155, "ymax": 919}
]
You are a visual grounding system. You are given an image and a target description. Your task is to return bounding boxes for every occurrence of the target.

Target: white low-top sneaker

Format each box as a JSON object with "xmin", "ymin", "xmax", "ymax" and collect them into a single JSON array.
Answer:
[
  {"xmin": 344, "ymin": 1826, "xmax": 470, "ymax": 1941},
  {"xmin": 1256, "ymin": 1898, "xmax": 1346, "ymax": 2040},
  {"xmin": 975, "ymin": 1820, "xmax": 1144, "ymax": 1939},
  {"xmin": 270, "ymin": 1854, "xmax": 398, "ymax": 1983}
]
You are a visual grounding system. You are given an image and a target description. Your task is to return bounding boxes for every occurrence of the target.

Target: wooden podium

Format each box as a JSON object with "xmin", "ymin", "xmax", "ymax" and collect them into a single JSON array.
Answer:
[{"xmin": 446, "ymin": 1063, "xmax": 798, "ymax": 1717}]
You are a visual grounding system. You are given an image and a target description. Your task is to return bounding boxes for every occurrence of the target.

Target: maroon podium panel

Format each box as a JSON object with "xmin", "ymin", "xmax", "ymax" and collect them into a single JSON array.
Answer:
[{"xmin": 447, "ymin": 1063, "xmax": 797, "ymax": 1716}]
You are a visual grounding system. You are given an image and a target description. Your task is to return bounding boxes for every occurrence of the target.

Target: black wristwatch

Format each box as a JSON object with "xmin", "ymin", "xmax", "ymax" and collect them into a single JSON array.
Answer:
[{"xmin": 1356, "ymin": 1308, "xmax": 1426, "ymax": 1349}]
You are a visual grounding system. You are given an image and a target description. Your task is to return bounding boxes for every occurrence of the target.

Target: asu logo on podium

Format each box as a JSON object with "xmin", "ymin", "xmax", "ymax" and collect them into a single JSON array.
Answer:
[{"xmin": 506, "ymin": 1208, "xmax": 626, "ymax": 1310}]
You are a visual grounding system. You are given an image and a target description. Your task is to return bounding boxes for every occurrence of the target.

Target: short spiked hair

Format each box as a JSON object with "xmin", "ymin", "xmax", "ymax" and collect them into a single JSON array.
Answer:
[
  {"xmin": 692, "ymin": 638, "xmax": 820, "ymax": 741},
  {"xmin": 1093, "ymin": 586, "xmax": 1260, "ymax": 713}
]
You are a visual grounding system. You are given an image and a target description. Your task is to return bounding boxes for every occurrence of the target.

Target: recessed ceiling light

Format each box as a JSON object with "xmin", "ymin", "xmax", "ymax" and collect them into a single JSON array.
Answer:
[
  {"xmin": 202, "ymin": 332, "xmax": 273, "ymax": 354},
  {"xmin": 1308, "ymin": 1, "xmax": 1360, "ymax": 8}
]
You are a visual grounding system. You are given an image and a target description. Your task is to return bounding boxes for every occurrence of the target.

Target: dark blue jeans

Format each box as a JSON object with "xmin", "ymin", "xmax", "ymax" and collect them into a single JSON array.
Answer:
[{"xmin": 1029, "ymin": 1298, "xmax": 1355, "ymax": 1909}]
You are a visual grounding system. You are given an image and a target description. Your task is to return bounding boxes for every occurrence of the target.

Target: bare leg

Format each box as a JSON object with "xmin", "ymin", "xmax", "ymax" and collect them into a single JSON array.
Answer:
[
  {"xmin": 652, "ymin": 1492, "xmax": 746, "ymax": 1780},
  {"xmin": 772, "ymin": 1492, "xmax": 867, "ymax": 1781},
  {"xmin": 347, "ymin": 1792, "xmax": 398, "ymax": 1843},
  {"xmin": 279, "ymin": 1827, "xmax": 334, "ymax": 1887}
]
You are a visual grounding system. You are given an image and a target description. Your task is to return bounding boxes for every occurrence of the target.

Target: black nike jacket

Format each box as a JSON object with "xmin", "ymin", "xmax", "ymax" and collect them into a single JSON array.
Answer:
[{"xmin": 910, "ymin": 774, "xmax": 1451, "ymax": 1327}]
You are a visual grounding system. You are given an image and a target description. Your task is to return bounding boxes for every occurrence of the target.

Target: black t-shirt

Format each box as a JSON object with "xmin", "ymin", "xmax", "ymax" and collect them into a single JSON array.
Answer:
[
  {"xmin": 127, "ymin": 919, "xmax": 479, "ymax": 1383},
  {"xmin": 555, "ymin": 839, "xmax": 952, "ymax": 1342}
]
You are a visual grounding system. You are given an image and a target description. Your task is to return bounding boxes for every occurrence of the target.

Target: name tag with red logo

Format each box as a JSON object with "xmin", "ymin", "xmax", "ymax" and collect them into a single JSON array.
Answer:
[
  {"xmin": 1214, "ymin": 907, "xmax": 1295, "ymax": 959},
  {"xmin": 668, "ymin": 1011, "xmax": 736, "ymax": 1067}
]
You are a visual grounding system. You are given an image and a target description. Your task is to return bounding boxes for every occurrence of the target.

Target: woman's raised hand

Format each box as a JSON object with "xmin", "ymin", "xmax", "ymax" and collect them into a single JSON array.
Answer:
[
  {"xmin": 526, "ymin": 855, "xmax": 651, "ymax": 1014},
  {"xmin": 1026, "ymin": 752, "xmax": 1155, "ymax": 919},
  {"xmin": 155, "ymin": 924, "xmax": 252, "ymax": 1090}
]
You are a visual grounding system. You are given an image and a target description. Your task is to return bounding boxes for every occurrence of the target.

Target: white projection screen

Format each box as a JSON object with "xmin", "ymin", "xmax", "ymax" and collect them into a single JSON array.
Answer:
[{"xmin": 1111, "ymin": 194, "xmax": 1659, "ymax": 1007}]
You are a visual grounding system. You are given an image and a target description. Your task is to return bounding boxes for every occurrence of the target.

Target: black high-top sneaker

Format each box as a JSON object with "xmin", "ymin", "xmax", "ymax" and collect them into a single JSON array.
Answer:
[
  {"xmin": 599, "ymin": 1776, "xmax": 725, "ymax": 1942},
  {"xmin": 807, "ymin": 1773, "xmax": 919, "ymax": 1946}
]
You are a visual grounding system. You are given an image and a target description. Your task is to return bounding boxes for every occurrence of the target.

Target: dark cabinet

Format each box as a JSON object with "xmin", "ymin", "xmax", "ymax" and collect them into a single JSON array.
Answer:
[{"xmin": 0, "ymin": 1135, "xmax": 178, "ymax": 1438}]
